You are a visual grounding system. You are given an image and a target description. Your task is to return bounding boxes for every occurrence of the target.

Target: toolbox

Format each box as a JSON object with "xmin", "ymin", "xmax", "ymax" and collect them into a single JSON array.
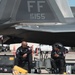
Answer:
[{"xmin": 0, "ymin": 55, "xmax": 15, "ymax": 73}]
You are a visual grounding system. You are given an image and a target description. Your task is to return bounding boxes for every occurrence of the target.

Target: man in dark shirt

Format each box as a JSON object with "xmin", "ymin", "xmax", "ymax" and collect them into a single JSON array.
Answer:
[
  {"xmin": 16, "ymin": 41, "xmax": 32, "ymax": 73},
  {"xmin": 51, "ymin": 43, "xmax": 66, "ymax": 74}
]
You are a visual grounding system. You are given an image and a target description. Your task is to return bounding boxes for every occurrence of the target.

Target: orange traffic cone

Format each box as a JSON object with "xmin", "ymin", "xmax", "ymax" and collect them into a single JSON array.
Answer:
[
  {"xmin": 31, "ymin": 45, "xmax": 34, "ymax": 56},
  {"xmin": 13, "ymin": 45, "xmax": 16, "ymax": 56},
  {"xmin": 36, "ymin": 48, "xmax": 38, "ymax": 56}
]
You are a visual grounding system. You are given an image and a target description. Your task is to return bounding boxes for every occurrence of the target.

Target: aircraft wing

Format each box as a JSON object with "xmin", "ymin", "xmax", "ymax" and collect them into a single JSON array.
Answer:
[{"xmin": 15, "ymin": 22, "xmax": 75, "ymax": 33}]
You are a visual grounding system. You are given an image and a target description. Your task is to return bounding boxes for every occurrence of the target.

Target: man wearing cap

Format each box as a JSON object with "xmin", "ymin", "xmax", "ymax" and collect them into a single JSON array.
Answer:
[{"xmin": 51, "ymin": 43, "xmax": 66, "ymax": 74}]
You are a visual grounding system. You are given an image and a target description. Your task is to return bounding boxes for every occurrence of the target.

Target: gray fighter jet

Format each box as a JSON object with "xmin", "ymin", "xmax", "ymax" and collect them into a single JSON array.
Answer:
[{"xmin": 0, "ymin": 0, "xmax": 75, "ymax": 47}]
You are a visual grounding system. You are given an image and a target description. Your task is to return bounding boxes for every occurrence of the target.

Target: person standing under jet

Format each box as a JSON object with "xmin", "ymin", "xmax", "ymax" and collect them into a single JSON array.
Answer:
[
  {"xmin": 16, "ymin": 41, "xmax": 32, "ymax": 73},
  {"xmin": 51, "ymin": 43, "xmax": 66, "ymax": 74}
]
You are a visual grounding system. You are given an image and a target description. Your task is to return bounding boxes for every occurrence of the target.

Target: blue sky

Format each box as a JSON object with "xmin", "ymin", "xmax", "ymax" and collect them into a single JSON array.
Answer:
[{"xmin": 68, "ymin": 0, "xmax": 75, "ymax": 6}]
